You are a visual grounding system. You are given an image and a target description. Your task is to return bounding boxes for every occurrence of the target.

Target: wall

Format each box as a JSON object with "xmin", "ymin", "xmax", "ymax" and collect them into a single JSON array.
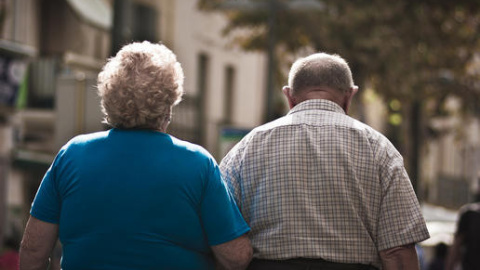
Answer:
[
  {"xmin": 170, "ymin": 0, "xmax": 266, "ymax": 156},
  {"xmin": 0, "ymin": 0, "xmax": 40, "ymax": 246},
  {"xmin": 0, "ymin": 0, "xmax": 39, "ymax": 47},
  {"xmin": 422, "ymin": 97, "xmax": 480, "ymax": 208}
]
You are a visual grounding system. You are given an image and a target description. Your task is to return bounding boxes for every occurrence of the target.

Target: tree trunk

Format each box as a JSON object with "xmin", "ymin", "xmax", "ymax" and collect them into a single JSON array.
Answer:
[
  {"xmin": 408, "ymin": 100, "xmax": 423, "ymax": 198},
  {"xmin": 0, "ymin": 124, "xmax": 11, "ymax": 246}
]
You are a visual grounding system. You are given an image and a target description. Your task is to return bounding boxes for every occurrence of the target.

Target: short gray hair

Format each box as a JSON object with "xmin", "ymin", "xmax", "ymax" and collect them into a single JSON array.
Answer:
[
  {"xmin": 97, "ymin": 41, "xmax": 184, "ymax": 129},
  {"xmin": 288, "ymin": 53, "xmax": 355, "ymax": 94}
]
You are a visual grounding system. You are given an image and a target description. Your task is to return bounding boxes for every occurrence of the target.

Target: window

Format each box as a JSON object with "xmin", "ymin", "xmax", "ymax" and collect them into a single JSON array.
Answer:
[
  {"xmin": 132, "ymin": 3, "xmax": 157, "ymax": 42},
  {"xmin": 28, "ymin": 58, "xmax": 58, "ymax": 108},
  {"xmin": 196, "ymin": 53, "xmax": 209, "ymax": 145},
  {"xmin": 224, "ymin": 65, "xmax": 235, "ymax": 124},
  {"xmin": 111, "ymin": 0, "xmax": 157, "ymax": 55}
]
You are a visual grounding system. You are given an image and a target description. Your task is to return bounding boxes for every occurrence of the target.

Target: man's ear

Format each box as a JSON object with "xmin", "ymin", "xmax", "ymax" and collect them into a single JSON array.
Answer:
[
  {"xmin": 343, "ymin": 86, "xmax": 359, "ymax": 114},
  {"xmin": 282, "ymin": 86, "xmax": 296, "ymax": 109}
]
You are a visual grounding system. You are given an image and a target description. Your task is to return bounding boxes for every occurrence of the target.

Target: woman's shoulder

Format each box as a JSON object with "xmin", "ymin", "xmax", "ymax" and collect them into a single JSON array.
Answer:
[
  {"xmin": 68, "ymin": 130, "xmax": 110, "ymax": 145},
  {"xmin": 168, "ymin": 135, "xmax": 216, "ymax": 161}
]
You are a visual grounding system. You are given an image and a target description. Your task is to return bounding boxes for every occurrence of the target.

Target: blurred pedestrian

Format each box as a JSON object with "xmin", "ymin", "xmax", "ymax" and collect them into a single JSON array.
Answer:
[
  {"xmin": 445, "ymin": 193, "xmax": 480, "ymax": 270},
  {"xmin": 416, "ymin": 244, "xmax": 427, "ymax": 270},
  {"xmin": 428, "ymin": 242, "xmax": 448, "ymax": 270},
  {"xmin": 0, "ymin": 237, "xmax": 19, "ymax": 270},
  {"xmin": 19, "ymin": 41, "xmax": 252, "ymax": 270},
  {"xmin": 220, "ymin": 52, "xmax": 430, "ymax": 269}
]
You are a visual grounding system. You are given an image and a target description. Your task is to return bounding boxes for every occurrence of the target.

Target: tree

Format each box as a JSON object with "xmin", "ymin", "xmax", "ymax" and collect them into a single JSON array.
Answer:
[{"xmin": 198, "ymin": 0, "xmax": 480, "ymax": 193}]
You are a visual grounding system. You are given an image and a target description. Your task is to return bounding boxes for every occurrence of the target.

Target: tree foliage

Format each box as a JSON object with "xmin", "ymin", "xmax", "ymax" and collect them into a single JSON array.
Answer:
[
  {"xmin": 199, "ymin": 0, "xmax": 480, "ymax": 114},
  {"xmin": 198, "ymin": 0, "xmax": 480, "ymax": 190}
]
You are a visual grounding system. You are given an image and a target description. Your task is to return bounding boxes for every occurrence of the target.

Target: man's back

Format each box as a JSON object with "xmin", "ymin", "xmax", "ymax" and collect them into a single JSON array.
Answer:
[{"xmin": 220, "ymin": 99, "xmax": 429, "ymax": 268}]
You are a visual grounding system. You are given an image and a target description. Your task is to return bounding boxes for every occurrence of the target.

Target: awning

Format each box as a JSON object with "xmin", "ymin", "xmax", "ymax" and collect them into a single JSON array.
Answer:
[
  {"xmin": 0, "ymin": 39, "xmax": 37, "ymax": 58},
  {"xmin": 13, "ymin": 149, "xmax": 55, "ymax": 166},
  {"xmin": 66, "ymin": 0, "xmax": 112, "ymax": 30},
  {"xmin": 421, "ymin": 204, "xmax": 459, "ymax": 246}
]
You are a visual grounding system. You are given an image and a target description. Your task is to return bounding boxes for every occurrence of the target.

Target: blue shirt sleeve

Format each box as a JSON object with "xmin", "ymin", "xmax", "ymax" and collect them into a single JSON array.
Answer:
[
  {"xmin": 30, "ymin": 151, "xmax": 63, "ymax": 224},
  {"xmin": 200, "ymin": 159, "xmax": 250, "ymax": 246}
]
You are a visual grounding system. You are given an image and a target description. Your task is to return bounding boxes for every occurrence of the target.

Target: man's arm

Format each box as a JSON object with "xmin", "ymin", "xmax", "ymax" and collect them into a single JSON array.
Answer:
[
  {"xmin": 379, "ymin": 243, "xmax": 419, "ymax": 270},
  {"xmin": 211, "ymin": 234, "xmax": 253, "ymax": 270},
  {"xmin": 20, "ymin": 216, "xmax": 59, "ymax": 270}
]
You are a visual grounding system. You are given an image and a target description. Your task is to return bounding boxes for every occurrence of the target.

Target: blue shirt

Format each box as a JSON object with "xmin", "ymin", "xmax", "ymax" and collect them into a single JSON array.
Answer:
[{"xmin": 31, "ymin": 129, "xmax": 250, "ymax": 270}]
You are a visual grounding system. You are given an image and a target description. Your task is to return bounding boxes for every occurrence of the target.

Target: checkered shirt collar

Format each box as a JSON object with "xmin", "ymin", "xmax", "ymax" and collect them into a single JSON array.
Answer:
[{"xmin": 287, "ymin": 99, "xmax": 346, "ymax": 116}]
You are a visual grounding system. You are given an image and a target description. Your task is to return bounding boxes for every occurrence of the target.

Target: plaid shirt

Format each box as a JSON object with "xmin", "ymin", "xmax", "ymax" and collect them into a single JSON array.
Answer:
[{"xmin": 220, "ymin": 99, "xmax": 429, "ymax": 268}]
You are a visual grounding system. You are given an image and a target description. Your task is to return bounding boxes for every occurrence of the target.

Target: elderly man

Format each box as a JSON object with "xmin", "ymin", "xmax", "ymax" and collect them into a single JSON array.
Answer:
[{"xmin": 220, "ymin": 53, "xmax": 429, "ymax": 269}]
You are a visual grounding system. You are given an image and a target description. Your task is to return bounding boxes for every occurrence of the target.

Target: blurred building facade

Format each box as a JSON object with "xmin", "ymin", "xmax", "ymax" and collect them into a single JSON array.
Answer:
[
  {"xmin": 0, "ymin": 0, "xmax": 41, "ymax": 246},
  {"xmin": 362, "ymin": 89, "xmax": 480, "ymax": 210},
  {"xmin": 421, "ymin": 98, "xmax": 480, "ymax": 208},
  {"xmin": 0, "ymin": 0, "xmax": 267, "ymax": 246},
  {"xmin": 0, "ymin": 0, "xmax": 112, "ymax": 245}
]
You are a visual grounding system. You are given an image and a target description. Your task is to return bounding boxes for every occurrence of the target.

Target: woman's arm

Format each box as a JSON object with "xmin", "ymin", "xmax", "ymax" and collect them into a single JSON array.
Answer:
[
  {"xmin": 211, "ymin": 234, "xmax": 253, "ymax": 270},
  {"xmin": 20, "ymin": 216, "xmax": 59, "ymax": 270}
]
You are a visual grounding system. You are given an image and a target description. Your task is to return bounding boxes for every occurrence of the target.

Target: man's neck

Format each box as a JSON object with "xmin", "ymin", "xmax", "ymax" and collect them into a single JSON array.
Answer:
[{"xmin": 295, "ymin": 88, "xmax": 345, "ymax": 110}]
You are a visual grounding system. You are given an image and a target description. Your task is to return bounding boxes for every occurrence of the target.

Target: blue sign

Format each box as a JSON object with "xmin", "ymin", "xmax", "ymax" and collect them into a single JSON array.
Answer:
[{"xmin": 218, "ymin": 126, "xmax": 251, "ymax": 159}]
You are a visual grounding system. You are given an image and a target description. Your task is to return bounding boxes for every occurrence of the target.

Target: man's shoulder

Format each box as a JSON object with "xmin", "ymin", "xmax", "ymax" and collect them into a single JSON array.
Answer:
[
  {"xmin": 248, "ymin": 112, "xmax": 388, "ymax": 142},
  {"xmin": 252, "ymin": 115, "xmax": 294, "ymax": 132}
]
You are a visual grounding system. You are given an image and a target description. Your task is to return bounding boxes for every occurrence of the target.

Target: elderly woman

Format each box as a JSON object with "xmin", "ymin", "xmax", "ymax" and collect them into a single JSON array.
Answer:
[{"xmin": 19, "ymin": 42, "xmax": 252, "ymax": 270}]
